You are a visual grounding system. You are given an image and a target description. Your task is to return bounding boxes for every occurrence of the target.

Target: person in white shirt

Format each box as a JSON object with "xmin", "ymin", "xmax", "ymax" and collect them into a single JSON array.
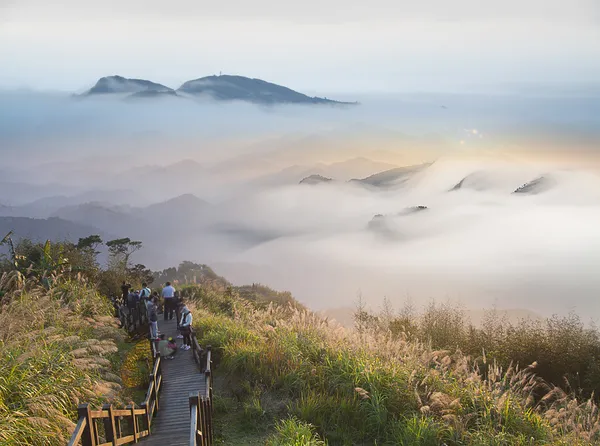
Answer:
[
  {"xmin": 179, "ymin": 304, "xmax": 193, "ymax": 350},
  {"xmin": 161, "ymin": 282, "xmax": 176, "ymax": 321}
]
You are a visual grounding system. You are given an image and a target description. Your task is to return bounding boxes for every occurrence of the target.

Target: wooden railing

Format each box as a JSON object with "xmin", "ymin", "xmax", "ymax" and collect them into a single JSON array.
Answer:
[
  {"xmin": 117, "ymin": 300, "xmax": 150, "ymax": 333},
  {"xmin": 67, "ymin": 343, "xmax": 163, "ymax": 446},
  {"xmin": 189, "ymin": 329, "xmax": 214, "ymax": 446}
]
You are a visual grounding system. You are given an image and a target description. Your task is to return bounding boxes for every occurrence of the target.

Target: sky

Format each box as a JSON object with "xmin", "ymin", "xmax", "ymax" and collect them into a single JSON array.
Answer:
[{"xmin": 0, "ymin": 0, "xmax": 599, "ymax": 93}]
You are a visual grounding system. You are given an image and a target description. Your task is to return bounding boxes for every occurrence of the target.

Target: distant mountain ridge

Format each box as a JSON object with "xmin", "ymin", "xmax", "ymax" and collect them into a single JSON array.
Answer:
[
  {"xmin": 50, "ymin": 193, "xmax": 211, "ymax": 240},
  {"xmin": 177, "ymin": 75, "xmax": 352, "ymax": 105},
  {"xmin": 299, "ymin": 174, "xmax": 333, "ymax": 185},
  {"xmin": 349, "ymin": 163, "xmax": 433, "ymax": 189},
  {"xmin": 0, "ymin": 216, "xmax": 111, "ymax": 244},
  {"xmin": 81, "ymin": 74, "xmax": 355, "ymax": 105},
  {"xmin": 85, "ymin": 75, "xmax": 173, "ymax": 95}
]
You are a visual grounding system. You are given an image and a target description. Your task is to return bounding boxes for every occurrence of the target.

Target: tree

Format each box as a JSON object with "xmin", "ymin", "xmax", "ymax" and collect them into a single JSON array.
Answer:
[
  {"xmin": 106, "ymin": 238, "xmax": 142, "ymax": 271},
  {"xmin": 353, "ymin": 291, "xmax": 379, "ymax": 335},
  {"xmin": 0, "ymin": 231, "xmax": 17, "ymax": 270},
  {"xmin": 128, "ymin": 263, "xmax": 154, "ymax": 287},
  {"xmin": 77, "ymin": 235, "xmax": 103, "ymax": 254}
]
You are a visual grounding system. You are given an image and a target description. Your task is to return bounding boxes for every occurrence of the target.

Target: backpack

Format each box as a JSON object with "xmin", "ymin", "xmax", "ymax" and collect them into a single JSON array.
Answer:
[
  {"xmin": 140, "ymin": 287, "xmax": 150, "ymax": 299},
  {"xmin": 149, "ymin": 305, "xmax": 157, "ymax": 322},
  {"xmin": 127, "ymin": 293, "xmax": 137, "ymax": 308},
  {"xmin": 180, "ymin": 310, "xmax": 190, "ymax": 327}
]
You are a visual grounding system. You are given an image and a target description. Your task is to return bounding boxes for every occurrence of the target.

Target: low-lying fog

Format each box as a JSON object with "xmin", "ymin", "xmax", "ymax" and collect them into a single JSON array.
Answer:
[{"xmin": 1, "ymin": 88, "xmax": 600, "ymax": 318}]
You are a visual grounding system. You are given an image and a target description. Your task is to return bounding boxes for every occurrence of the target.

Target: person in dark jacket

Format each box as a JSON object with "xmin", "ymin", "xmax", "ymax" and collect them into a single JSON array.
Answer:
[{"xmin": 121, "ymin": 281, "xmax": 131, "ymax": 302}]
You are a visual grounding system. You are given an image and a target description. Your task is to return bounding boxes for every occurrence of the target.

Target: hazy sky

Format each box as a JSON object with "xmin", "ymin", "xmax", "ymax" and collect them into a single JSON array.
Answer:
[{"xmin": 0, "ymin": 0, "xmax": 599, "ymax": 92}]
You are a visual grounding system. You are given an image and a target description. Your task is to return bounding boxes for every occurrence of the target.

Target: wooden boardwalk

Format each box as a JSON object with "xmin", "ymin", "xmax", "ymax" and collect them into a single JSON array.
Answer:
[{"xmin": 140, "ymin": 318, "xmax": 206, "ymax": 445}]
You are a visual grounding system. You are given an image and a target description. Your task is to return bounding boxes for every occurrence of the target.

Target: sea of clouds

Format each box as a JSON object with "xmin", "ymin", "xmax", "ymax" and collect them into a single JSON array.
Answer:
[{"xmin": 1, "ymin": 89, "xmax": 599, "ymax": 318}]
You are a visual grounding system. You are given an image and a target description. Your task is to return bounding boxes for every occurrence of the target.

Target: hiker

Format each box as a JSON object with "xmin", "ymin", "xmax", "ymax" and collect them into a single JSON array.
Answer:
[
  {"xmin": 133, "ymin": 289, "xmax": 143, "ymax": 324},
  {"xmin": 121, "ymin": 281, "xmax": 131, "ymax": 300},
  {"xmin": 126, "ymin": 289, "xmax": 138, "ymax": 327},
  {"xmin": 176, "ymin": 299, "xmax": 185, "ymax": 339},
  {"xmin": 148, "ymin": 296, "xmax": 159, "ymax": 339},
  {"xmin": 150, "ymin": 290, "xmax": 161, "ymax": 314},
  {"xmin": 141, "ymin": 284, "xmax": 153, "ymax": 317},
  {"xmin": 157, "ymin": 334, "xmax": 177, "ymax": 359},
  {"xmin": 179, "ymin": 303, "xmax": 193, "ymax": 350},
  {"xmin": 174, "ymin": 291, "xmax": 182, "ymax": 328},
  {"xmin": 161, "ymin": 281, "xmax": 176, "ymax": 321},
  {"xmin": 110, "ymin": 294, "xmax": 120, "ymax": 318},
  {"xmin": 140, "ymin": 282, "xmax": 151, "ymax": 302}
]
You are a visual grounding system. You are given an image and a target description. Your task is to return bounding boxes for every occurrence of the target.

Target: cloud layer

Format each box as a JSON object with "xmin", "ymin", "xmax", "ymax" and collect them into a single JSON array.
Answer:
[{"xmin": 1, "ymin": 90, "xmax": 600, "ymax": 319}]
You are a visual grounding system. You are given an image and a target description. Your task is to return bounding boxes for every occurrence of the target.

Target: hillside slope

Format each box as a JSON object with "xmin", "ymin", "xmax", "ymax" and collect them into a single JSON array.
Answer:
[
  {"xmin": 177, "ymin": 75, "xmax": 353, "ymax": 105},
  {"xmin": 84, "ymin": 75, "xmax": 173, "ymax": 95}
]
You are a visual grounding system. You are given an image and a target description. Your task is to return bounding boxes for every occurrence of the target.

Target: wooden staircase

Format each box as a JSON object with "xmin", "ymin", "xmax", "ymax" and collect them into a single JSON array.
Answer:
[{"xmin": 67, "ymin": 318, "xmax": 213, "ymax": 446}]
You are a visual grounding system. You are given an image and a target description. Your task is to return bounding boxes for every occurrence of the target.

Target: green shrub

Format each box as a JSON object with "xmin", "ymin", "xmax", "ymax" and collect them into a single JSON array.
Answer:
[{"xmin": 266, "ymin": 417, "xmax": 326, "ymax": 446}]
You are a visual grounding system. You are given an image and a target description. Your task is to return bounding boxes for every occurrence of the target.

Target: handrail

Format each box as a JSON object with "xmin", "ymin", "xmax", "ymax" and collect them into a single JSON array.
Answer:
[
  {"xmin": 190, "ymin": 393, "xmax": 200, "ymax": 446},
  {"xmin": 189, "ymin": 329, "xmax": 214, "ymax": 445},
  {"xmin": 69, "ymin": 322, "xmax": 215, "ymax": 445},
  {"xmin": 118, "ymin": 299, "xmax": 150, "ymax": 333},
  {"xmin": 189, "ymin": 392, "xmax": 212, "ymax": 446},
  {"xmin": 68, "ymin": 417, "xmax": 87, "ymax": 446},
  {"xmin": 67, "ymin": 341, "xmax": 162, "ymax": 446}
]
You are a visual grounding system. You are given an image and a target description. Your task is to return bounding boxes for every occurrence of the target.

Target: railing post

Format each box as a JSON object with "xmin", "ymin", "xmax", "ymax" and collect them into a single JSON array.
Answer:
[
  {"xmin": 207, "ymin": 345, "xmax": 212, "ymax": 372},
  {"xmin": 77, "ymin": 403, "xmax": 96, "ymax": 446},
  {"xmin": 203, "ymin": 373, "xmax": 213, "ymax": 445},
  {"xmin": 148, "ymin": 373, "xmax": 155, "ymax": 418},
  {"xmin": 205, "ymin": 370, "xmax": 212, "ymax": 409},
  {"xmin": 202, "ymin": 398, "xmax": 210, "ymax": 446},
  {"xmin": 133, "ymin": 404, "xmax": 141, "ymax": 442},
  {"xmin": 149, "ymin": 335, "xmax": 154, "ymax": 358},
  {"xmin": 189, "ymin": 392, "xmax": 200, "ymax": 446},
  {"xmin": 155, "ymin": 352, "xmax": 162, "ymax": 394},
  {"xmin": 116, "ymin": 414, "xmax": 123, "ymax": 440},
  {"xmin": 152, "ymin": 370, "xmax": 159, "ymax": 411},
  {"xmin": 102, "ymin": 403, "xmax": 117, "ymax": 445}
]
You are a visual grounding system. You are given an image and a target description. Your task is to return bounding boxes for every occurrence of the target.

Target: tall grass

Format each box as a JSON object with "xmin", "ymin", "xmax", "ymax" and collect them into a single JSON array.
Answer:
[
  {"xmin": 384, "ymin": 301, "xmax": 600, "ymax": 399},
  {"xmin": 0, "ymin": 272, "xmax": 126, "ymax": 446},
  {"xmin": 266, "ymin": 417, "xmax": 327, "ymax": 445},
  {"xmin": 190, "ymin": 292, "xmax": 600, "ymax": 445}
]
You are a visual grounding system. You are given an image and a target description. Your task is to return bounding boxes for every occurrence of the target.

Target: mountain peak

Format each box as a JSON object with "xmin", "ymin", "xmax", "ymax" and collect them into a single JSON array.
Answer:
[
  {"xmin": 85, "ymin": 75, "xmax": 173, "ymax": 95},
  {"xmin": 77, "ymin": 74, "xmax": 357, "ymax": 105},
  {"xmin": 177, "ymin": 74, "xmax": 354, "ymax": 105},
  {"xmin": 299, "ymin": 174, "xmax": 334, "ymax": 185}
]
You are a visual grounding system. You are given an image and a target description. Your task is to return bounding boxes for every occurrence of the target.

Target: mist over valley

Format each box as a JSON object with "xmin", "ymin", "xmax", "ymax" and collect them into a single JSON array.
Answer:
[{"xmin": 1, "ymin": 79, "xmax": 599, "ymax": 320}]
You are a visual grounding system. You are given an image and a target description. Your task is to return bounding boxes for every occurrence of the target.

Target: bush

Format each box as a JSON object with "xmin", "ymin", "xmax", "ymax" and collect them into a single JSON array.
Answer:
[
  {"xmin": 387, "ymin": 303, "xmax": 600, "ymax": 399},
  {"xmin": 266, "ymin": 417, "xmax": 326, "ymax": 446}
]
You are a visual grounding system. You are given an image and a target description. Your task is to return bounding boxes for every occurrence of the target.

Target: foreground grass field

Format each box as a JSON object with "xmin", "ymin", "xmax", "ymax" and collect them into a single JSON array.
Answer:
[
  {"xmin": 190, "ymin": 288, "xmax": 600, "ymax": 445},
  {"xmin": 3, "ymin": 253, "xmax": 600, "ymax": 445},
  {"xmin": 0, "ymin": 272, "xmax": 128, "ymax": 446}
]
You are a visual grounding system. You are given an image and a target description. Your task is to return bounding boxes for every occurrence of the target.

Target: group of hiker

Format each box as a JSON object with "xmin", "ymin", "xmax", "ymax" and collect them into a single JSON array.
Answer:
[{"xmin": 118, "ymin": 280, "xmax": 194, "ymax": 360}]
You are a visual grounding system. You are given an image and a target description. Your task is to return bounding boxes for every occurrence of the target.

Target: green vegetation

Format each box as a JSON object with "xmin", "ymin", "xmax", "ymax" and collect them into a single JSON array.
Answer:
[
  {"xmin": 370, "ymin": 299, "xmax": 600, "ymax": 400},
  {"xmin": 0, "ymin": 234, "xmax": 152, "ymax": 446},
  {"xmin": 3, "ymin": 230, "xmax": 600, "ymax": 445},
  {"xmin": 187, "ymin": 287, "xmax": 600, "ymax": 445},
  {"xmin": 0, "ymin": 272, "xmax": 126, "ymax": 446},
  {"xmin": 266, "ymin": 418, "xmax": 327, "ymax": 445}
]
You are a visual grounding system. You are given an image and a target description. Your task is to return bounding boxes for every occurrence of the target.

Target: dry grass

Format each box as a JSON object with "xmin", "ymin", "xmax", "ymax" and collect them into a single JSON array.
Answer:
[
  {"xmin": 0, "ymin": 273, "xmax": 127, "ymax": 446},
  {"xmin": 190, "ymin": 292, "xmax": 600, "ymax": 445}
]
